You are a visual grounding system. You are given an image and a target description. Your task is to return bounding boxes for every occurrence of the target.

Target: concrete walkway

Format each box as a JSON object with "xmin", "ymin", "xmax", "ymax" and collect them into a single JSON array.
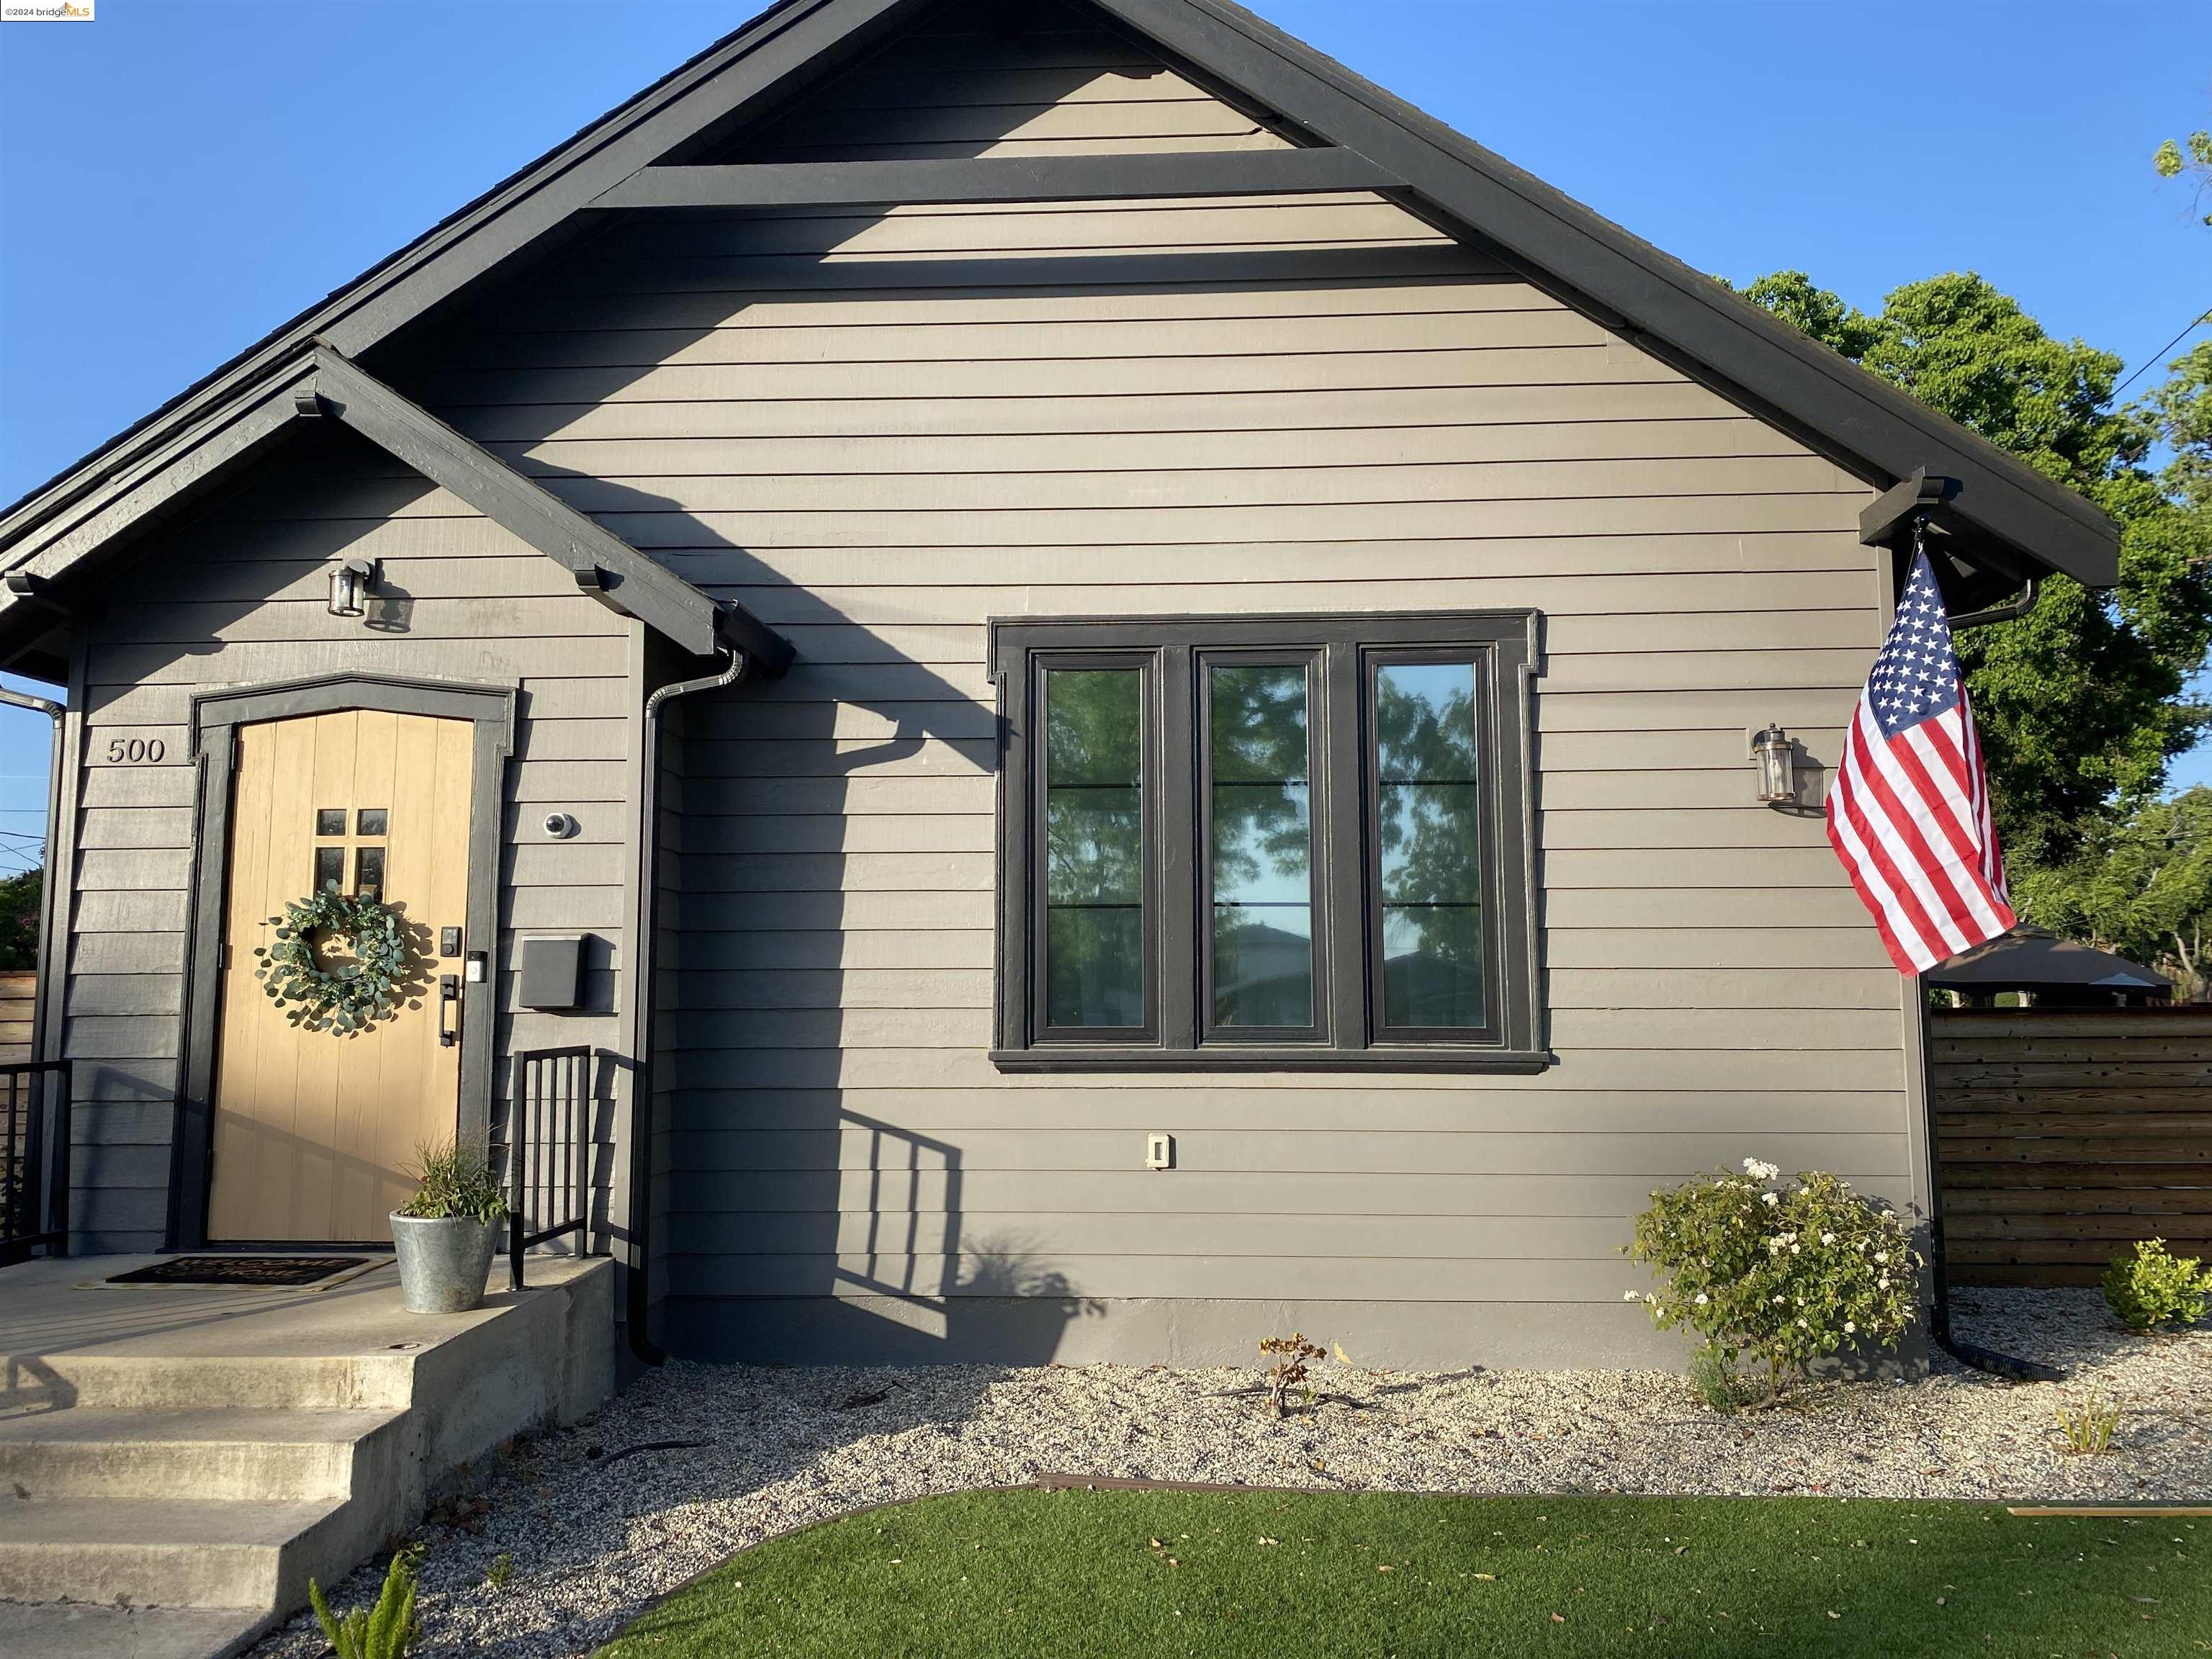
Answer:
[{"xmin": 0, "ymin": 1253, "xmax": 614, "ymax": 1659}]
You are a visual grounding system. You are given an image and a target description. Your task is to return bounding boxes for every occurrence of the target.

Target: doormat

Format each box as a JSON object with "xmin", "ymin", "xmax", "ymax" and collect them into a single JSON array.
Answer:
[{"xmin": 106, "ymin": 1256, "xmax": 371, "ymax": 1288}]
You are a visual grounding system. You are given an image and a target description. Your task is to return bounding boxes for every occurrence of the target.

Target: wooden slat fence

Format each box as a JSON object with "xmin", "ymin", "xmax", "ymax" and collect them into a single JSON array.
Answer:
[
  {"xmin": 0, "ymin": 972, "xmax": 32, "ymax": 1064},
  {"xmin": 1930, "ymin": 1007, "xmax": 2212, "ymax": 1286}
]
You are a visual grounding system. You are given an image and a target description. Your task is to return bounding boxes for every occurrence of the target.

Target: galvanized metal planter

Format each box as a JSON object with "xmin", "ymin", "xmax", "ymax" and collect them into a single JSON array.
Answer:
[{"xmin": 390, "ymin": 1213, "xmax": 498, "ymax": 1313}]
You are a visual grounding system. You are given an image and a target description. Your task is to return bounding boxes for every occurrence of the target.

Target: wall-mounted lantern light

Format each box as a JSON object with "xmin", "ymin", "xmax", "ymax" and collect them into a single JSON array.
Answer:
[
  {"xmin": 1751, "ymin": 722, "xmax": 1798, "ymax": 806},
  {"xmin": 327, "ymin": 557, "xmax": 379, "ymax": 619}
]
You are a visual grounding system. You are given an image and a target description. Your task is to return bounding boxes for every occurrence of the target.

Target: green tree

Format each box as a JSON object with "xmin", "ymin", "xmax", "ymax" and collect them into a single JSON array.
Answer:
[
  {"xmin": 2154, "ymin": 129, "xmax": 2212, "ymax": 225},
  {"xmin": 1735, "ymin": 271, "xmax": 2212, "ymax": 875},
  {"xmin": 0, "ymin": 867, "xmax": 40, "ymax": 972},
  {"xmin": 2017, "ymin": 788, "xmax": 2212, "ymax": 1000}
]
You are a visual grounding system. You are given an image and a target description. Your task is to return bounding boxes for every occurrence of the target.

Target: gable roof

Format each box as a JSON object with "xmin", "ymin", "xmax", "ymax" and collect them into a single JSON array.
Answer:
[{"xmin": 0, "ymin": 0, "xmax": 2119, "ymax": 677}]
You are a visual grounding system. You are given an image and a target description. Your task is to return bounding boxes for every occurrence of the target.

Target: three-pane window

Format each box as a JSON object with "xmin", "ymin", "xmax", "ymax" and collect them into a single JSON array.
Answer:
[{"xmin": 993, "ymin": 613, "xmax": 1542, "ymax": 1071}]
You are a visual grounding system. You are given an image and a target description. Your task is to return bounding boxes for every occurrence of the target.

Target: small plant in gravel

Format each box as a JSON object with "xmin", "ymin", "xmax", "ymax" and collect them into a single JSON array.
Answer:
[
  {"xmin": 1259, "ymin": 1333, "xmax": 1326, "ymax": 1419},
  {"xmin": 485, "ymin": 1552, "xmax": 516, "ymax": 1592},
  {"xmin": 2055, "ymin": 1395, "xmax": 2120, "ymax": 1455},
  {"xmin": 1689, "ymin": 1341, "xmax": 1753, "ymax": 1413},
  {"xmin": 310, "ymin": 1543, "xmax": 423, "ymax": 1659},
  {"xmin": 2101, "ymin": 1238, "xmax": 2212, "ymax": 1333},
  {"xmin": 1625, "ymin": 1158, "xmax": 1921, "ymax": 1407}
]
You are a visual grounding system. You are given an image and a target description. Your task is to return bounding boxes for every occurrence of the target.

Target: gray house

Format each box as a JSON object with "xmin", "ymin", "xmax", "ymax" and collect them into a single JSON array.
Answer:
[{"xmin": 0, "ymin": 0, "xmax": 2116, "ymax": 1370}]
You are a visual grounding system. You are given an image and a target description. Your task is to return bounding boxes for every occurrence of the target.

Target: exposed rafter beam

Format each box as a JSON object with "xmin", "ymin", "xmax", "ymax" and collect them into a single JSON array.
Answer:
[
  {"xmin": 1858, "ymin": 469, "xmax": 1963, "ymax": 550},
  {"xmin": 0, "ymin": 341, "xmax": 793, "ymax": 677},
  {"xmin": 307, "ymin": 346, "xmax": 791, "ymax": 673},
  {"xmin": 590, "ymin": 148, "xmax": 1401, "ymax": 211}
]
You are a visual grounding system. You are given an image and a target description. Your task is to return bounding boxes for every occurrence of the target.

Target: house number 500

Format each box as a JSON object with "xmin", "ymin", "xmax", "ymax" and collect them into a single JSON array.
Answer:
[{"xmin": 104, "ymin": 737, "xmax": 166, "ymax": 764}]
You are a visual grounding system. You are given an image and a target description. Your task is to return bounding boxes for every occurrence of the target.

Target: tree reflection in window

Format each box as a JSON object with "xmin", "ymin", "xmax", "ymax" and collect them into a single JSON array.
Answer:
[
  {"xmin": 1043, "ymin": 667, "xmax": 1145, "ymax": 1028},
  {"xmin": 1208, "ymin": 662, "xmax": 1313, "ymax": 1028},
  {"xmin": 1375, "ymin": 661, "xmax": 1487, "ymax": 1029}
]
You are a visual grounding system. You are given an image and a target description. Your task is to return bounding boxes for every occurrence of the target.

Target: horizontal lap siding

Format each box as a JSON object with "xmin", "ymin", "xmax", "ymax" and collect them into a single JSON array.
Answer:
[
  {"xmin": 422, "ymin": 0, "xmax": 1902, "ymax": 1362},
  {"xmin": 0, "ymin": 971, "xmax": 32, "ymax": 1061},
  {"xmin": 62, "ymin": 441, "xmax": 633, "ymax": 1251}
]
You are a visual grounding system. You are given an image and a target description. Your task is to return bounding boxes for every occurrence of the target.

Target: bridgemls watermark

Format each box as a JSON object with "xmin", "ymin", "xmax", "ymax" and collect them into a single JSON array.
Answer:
[{"xmin": 1, "ymin": 0, "xmax": 95, "ymax": 18}]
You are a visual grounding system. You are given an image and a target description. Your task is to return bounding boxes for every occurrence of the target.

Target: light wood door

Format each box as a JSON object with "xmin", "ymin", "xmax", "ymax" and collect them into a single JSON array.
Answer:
[{"xmin": 207, "ymin": 710, "xmax": 474, "ymax": 1243}]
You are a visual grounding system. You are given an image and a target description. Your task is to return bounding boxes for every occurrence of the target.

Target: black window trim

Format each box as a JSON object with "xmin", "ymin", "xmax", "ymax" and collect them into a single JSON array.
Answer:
[
  {"xmin": 1196, "ymin": 646, "xmax": 1329, "ymax": 1048},
  {"xmin": 990, "ymin": 610, "xmax": 1547, "ymax": 1074},
  {"xmin": 1364, "ymin": 644, "xmax": 1505, "ymax": 1048},
  {"xmin": 1029, "ymin": 649, "xmax": 1161, "ymax": 1047}
]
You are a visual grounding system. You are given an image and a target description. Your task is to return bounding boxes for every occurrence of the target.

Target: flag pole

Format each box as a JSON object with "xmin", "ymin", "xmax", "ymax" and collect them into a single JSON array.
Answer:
[{"xmin": 1899, "ymin": 511, "xmax": 2063, "ymax": 1385}]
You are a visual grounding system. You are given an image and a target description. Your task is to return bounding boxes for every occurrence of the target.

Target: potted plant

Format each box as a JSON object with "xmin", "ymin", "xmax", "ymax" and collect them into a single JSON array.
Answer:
[{"xmin": 391, "ymin": 1141, "xmax": 509, "ymax": 1314}]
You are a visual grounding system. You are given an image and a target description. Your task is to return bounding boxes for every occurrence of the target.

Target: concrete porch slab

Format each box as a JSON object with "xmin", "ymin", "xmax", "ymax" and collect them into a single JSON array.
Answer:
[
  {"xmin": 0, "ymin": 1600, "xmax": 269, "ymax": 1659},
  {"xmin": 0, "ymin": 1252, "xmax": 616, "ymax": 1659}
]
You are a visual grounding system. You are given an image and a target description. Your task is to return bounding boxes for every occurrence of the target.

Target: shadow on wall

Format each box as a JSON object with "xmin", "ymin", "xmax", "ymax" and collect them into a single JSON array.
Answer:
[
  {"xmin": 503, "ymin": 451, "xmax": 1112, "ymax": 1364},
  {"xmin": 765, "ymin": 1112, "xmax": 1101, "ymax": 1364}
]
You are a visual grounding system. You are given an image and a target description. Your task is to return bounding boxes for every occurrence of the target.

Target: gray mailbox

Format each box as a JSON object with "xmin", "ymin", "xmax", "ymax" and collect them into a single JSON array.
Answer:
[{"xmin": 517, "ymin": 934, "xmax": 588, "ymax": 1012}]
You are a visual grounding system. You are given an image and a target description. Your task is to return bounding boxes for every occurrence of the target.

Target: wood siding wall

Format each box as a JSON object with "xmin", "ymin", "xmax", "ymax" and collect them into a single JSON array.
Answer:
[
  {"xmin": 408, "ymin": 0, "xmax": 1912, "ymax": 1366},
  {"xmin": 1931, "ymin": 1007, "xmax": 2212, "ymax": 1287},
  {"xmin": 58, "ymin": 432, "xmax": 636, "ymax": 1253},
  {"xmin": 0, "ymin": 971, "xmax": 32, "ymax": 1064}
]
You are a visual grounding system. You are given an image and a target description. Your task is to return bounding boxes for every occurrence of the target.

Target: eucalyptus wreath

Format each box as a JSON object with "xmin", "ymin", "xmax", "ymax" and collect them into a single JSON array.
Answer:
[{"xmin": 252, "ymin": 888, "xmax": 412, "ymax": 1035}]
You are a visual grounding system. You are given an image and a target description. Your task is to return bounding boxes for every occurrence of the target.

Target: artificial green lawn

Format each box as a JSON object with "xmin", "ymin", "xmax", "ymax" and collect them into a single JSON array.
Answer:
[{"xmin": 598, "ymin": 1489, "xmax": 2205, "ymax": 1658}]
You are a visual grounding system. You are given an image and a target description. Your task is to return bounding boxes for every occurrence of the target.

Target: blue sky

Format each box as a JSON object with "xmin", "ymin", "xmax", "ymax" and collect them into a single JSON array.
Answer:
[{"xmin": 1, "ymin": 0, "xmax": 2207, "ymax": 874}]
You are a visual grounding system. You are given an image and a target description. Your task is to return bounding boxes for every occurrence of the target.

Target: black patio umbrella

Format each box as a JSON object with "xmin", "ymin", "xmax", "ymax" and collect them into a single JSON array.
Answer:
[{"xmin": 1925, "ymin": 925, "xmax": 2171, "ymax": 1004}]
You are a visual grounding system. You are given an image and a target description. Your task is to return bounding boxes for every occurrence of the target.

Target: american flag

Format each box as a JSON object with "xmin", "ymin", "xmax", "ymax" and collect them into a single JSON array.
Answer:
[{"xmin": 1826, "ymin": 547, "xmax": 2016, "ymax": 975}]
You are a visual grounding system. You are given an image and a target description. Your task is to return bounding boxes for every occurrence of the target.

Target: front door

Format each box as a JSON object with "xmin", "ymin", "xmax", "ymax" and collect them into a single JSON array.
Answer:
[{"xmin": 207, "ymin": 709, "xmax": 473, "ymax": 1243}]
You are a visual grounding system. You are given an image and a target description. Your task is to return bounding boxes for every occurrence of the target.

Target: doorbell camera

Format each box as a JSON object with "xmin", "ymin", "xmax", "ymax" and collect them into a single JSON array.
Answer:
[{"xmin": 542, "ymin": 811, "xmax": 578, "ymax": 840}]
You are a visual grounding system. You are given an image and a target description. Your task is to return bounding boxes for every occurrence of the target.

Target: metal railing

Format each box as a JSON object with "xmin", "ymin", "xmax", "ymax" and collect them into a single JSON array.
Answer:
[
  {"xmin": 501, "ymin": 1046, "xmax": 595, "ymax": 1290},
  {"xmin": 1, "ymin": 1060, "xmax": 71, "ymax": 1266}
]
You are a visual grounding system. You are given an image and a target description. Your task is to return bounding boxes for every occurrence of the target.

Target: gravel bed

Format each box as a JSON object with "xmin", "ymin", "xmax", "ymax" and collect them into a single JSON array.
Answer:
[{"xmin": 251, "ymin": 1288, "xmax": 2210, "ymax": 1658}]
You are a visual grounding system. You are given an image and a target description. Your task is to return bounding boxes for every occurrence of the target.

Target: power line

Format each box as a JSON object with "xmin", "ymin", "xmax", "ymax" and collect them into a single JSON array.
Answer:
[{"xmin": 2115, "ymin": 305, "xmax": 2212, "ymax": 400}]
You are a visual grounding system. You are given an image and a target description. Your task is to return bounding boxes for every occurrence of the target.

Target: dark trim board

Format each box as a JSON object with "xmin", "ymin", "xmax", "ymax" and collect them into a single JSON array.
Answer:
[
  {"xmin": 171, "ymin": 673, "xmax": 516, "ymax": 1249},
  {"xmin": 307, "ymin": 353, "xmax": 727, "ymax": 660},
  {"xmin": 590, "ymin": 148, "xmax": 1401, "ymax": 207}
]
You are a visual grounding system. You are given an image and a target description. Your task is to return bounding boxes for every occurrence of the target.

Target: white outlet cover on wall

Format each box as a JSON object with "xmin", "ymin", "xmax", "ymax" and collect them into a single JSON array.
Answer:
[{"xmin": 1145, "ymin": 1131, "xmax": 1174, "ymax": 1171}]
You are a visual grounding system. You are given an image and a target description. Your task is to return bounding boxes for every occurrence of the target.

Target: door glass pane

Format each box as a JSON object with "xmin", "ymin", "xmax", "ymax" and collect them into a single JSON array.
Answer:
[
  {"xmin": 314, "ymin": 845, "xmax": 345, "ymax": 894},
  {"xmin": 315, "ymin": 808, "xmax": 346, "ymax": 837},
  {"xmin": 1374, "ymin": 660, "xmax": 1486, "ymax": 1028},
  {"xmin": 1209, "ymin": 663, "xmax": 1312, "ymax": 1028},
  {"xmin": 354, "ymin": 845, "xmax": 385, "ymax": 901},
  {"xmin": 1043, "ymin": 667, "xmax": 1144, "ymax": 1028}
]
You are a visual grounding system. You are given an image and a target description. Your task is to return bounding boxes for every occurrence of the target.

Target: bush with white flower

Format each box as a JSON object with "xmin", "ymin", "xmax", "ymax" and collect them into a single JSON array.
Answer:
[{"xmin": 1623, "ymin": 1158, "xmax": 1921, "ymax": 1407}]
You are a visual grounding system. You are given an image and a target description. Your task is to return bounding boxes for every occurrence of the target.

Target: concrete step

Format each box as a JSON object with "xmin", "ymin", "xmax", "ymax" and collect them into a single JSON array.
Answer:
[
  {"xmin": 0, "ymin": 1408, "xmax": 407, "ymax": 1502},
  {"xmin": 0, "ymin": 1599, "xmax": 271, "ymax": 1659},
  {"xmin": 0, "ymin": 1351, "xmax": 416, "ymax": 1414},
  {"xmin": 0, "ymin": 1494, "xmax": 351, "ymax": 1611}
]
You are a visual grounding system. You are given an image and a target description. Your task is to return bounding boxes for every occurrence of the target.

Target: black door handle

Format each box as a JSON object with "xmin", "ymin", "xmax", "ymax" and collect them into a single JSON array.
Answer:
[{"xmin": 439, "ymin": 974, "xmax": 460, "ymax": 1048}]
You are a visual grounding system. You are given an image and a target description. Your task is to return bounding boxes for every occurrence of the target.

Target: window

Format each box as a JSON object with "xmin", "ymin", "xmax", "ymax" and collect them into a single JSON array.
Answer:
[
  {"xmin": 992, "ymin": 613, "xmax": 1542, "ymax": 1071},
  {"xmin": 1039, "ymin": 665, "xmax": 1151, "ymax": 1037}
]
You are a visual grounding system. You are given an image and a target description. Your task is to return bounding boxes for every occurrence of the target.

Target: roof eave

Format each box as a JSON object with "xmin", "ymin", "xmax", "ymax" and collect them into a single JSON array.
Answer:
[{"xmin": 1088, "ymin": 0, "xmax": 2122, "ymax": 588}]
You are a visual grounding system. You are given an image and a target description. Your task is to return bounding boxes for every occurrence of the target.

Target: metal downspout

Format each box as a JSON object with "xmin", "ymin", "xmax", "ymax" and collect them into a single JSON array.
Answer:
[
  {"xmin": 626, "ymin": 644, "xmax": 745, "ymax": 1366},
  {"xmin": 1948, "ymin": 577, "xmax": 2039, "ymax": 633}
]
